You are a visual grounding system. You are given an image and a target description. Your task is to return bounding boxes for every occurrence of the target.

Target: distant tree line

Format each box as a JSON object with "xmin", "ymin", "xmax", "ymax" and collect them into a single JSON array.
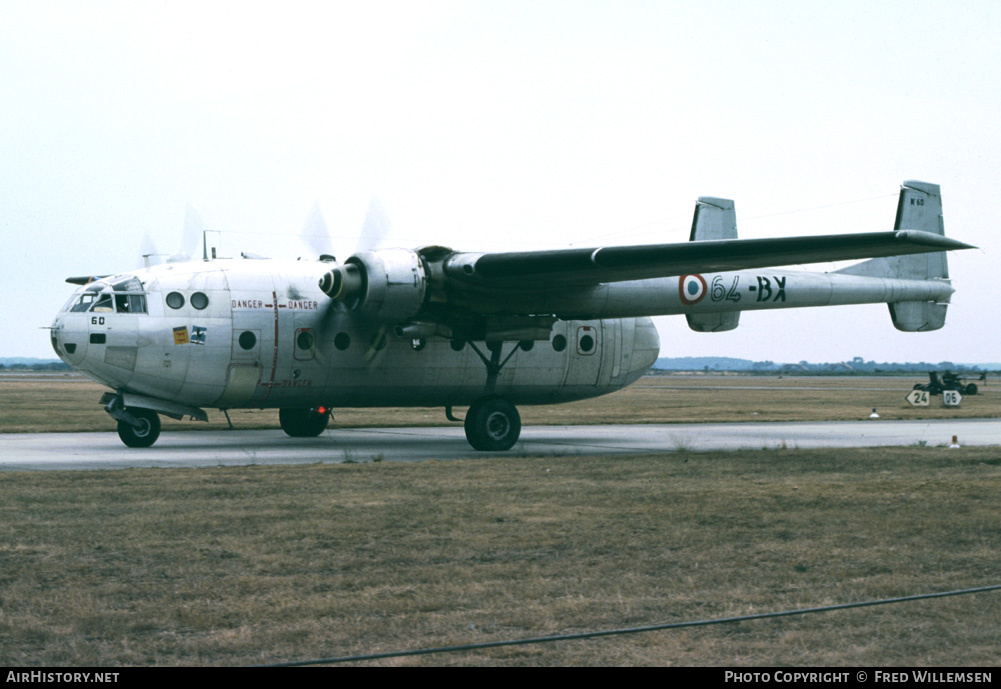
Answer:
[
  {"xmin": 760, "ymin": 360, "xmax": 988, "ymax": 376},
  {"xmin": 765, "ymin": 358, "xmax": 990, "ymax": 374},
  {"xmin": 0, "ymin": 361, "xmax": 72, "ymax": 371},
  {"xmin": 655, "ymin": 356, "xmax": 996, "ymax": 375}
]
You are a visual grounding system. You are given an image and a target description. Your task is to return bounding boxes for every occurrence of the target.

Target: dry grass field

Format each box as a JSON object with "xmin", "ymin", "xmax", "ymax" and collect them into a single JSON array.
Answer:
[
  {"xmin": 1, "ymin": 373, "xmax": 999, "ymax": 666},
  {"xmin": 0, "ymin": 447, "xmax": 999, "ymax": 666},
  {"xmin": 2, "ymin": 372, "xmax": 1000, "ymax": 433}
]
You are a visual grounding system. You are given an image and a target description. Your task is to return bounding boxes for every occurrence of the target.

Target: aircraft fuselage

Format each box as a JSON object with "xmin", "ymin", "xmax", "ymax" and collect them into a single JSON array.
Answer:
[{"xmin": 51, "ymin": 260, "xmax": 661, "ymax": 413}]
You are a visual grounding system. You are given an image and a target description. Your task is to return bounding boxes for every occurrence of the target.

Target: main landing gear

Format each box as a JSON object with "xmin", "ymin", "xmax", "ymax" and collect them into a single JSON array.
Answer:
[
  {"xmin": 279, "ymin": 406, "xmax": 332, "ymax": 437},
  {"xmin": 464, "ymin": 395, "xmax": 521, "ymax": 451},
  {"xmin": 458, "ymin": 340, "xmax": 530, "ymax": 451}
]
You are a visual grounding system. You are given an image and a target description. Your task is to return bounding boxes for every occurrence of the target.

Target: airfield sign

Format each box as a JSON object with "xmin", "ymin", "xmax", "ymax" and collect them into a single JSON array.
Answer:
[{"xmin": 906, "ymin": 389, "xmax": 962, "ymax": 407}]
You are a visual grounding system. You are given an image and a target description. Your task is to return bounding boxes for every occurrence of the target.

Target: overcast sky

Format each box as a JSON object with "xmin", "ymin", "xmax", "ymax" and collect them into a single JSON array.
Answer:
[{"xmin": 2, "ymin": 0, "xmax": 997, "ymax": 363}]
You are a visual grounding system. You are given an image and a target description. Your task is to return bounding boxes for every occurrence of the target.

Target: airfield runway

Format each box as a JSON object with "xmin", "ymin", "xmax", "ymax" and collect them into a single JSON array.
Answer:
[{"xmin": 2, "ymin": 418, "xmax": 1000, "ymax": 471}]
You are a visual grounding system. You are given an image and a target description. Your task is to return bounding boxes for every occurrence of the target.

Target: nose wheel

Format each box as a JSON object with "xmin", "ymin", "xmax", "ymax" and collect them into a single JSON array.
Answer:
[
  {"xmin": 464, "ymin": 395, "xmax": 521, "ymax": 451},
  {"xmin": 117, "ymin": 408, "xmax": 161, "ymax": 448}
]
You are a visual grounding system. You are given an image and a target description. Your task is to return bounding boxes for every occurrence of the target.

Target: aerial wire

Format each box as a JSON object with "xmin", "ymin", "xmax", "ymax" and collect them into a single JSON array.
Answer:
[
  {"xmin": 201, "ymin": 192, "xmax": 900, "ymax": 251},
  {"xmin": 254, "ymin": 583, "xmax": 1001, "ymax": 666}
]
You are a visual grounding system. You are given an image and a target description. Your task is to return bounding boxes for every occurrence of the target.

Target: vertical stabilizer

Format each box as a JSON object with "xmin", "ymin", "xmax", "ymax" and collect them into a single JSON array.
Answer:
[
  {"xmin": 689, "ymin": 197, "xmax": 738, "ymax": 242},
  {"xmin": 838, "ymin": 181, "xmax": 950, "ymax": 331},
  {"xmin": 893, "ymin": 180, "xmax": 948, "ymax": 281},
  {"xmin": 686, "ymin": 197, "xmax": 740, "ymax": 332}
]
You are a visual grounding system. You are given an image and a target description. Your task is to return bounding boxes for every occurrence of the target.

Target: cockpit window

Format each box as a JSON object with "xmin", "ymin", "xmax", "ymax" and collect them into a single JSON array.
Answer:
[
  {"xmin": 93, "ymin": 294, "xmax": 114, "ymax": 313},
  {"xmin": 114, "ymin": 278, "xmax": 143, "ymax": 292},
  {"xmin": 112, "ymin": 277, "xmax": 147, "ymax": 314},
  {"xmin": 62, "ymin": 276, "xmax": 147, "ymax": 314},
  {"xmin": 68, "ymin": 291, "xmax": 100, "ymax": 312}
]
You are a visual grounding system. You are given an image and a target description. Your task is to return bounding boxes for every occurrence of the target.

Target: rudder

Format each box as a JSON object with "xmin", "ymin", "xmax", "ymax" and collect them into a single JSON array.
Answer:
[
  {"xmin": 838, "ymin": 181, "xmax": 950, "ymax": 331},
  {"xmin": 686, "ymin": 197, "xmax": 740, "ymax": 332}
]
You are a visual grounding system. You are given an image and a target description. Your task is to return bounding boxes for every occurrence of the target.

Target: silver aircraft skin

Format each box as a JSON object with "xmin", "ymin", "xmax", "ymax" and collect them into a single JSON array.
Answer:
[{"xmin": 49, "ymin": 181, "xmax": 973, "ymax": 451}]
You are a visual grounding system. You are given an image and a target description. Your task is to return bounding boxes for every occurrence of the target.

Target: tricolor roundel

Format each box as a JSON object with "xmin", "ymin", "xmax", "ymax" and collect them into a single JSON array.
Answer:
[{"xmin": 679, "ymin": 274, "xmax": 707, "ymax": 305}]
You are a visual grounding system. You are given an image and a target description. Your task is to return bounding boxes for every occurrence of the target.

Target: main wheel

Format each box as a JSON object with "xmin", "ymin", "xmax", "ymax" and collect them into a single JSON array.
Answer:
[
  {"xmin": 279, "ymin": 407, "xmax": 331, "ymax": 437},
  {"xmin": 464, "ymin": 396, "xmax": 521, "ymax": 451},
  {"xmin": 117, "ymin": 408, "xmax": 161, "ymax": 448},
  {"xmin": 965, "ymin": 383, "xmax": 978, "ymax": 395}
]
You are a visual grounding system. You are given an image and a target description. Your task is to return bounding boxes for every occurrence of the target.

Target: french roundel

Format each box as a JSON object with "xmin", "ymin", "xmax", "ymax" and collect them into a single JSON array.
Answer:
[{"xmin": 679, "ymin": 274, "xmax": 707, "ymax": 305}]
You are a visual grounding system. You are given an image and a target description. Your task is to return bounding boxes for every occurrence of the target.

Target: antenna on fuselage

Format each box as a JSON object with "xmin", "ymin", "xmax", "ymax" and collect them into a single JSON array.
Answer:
[{"xmin": 201, "ymin": 229, "xmax": 222, "ymax": 260}]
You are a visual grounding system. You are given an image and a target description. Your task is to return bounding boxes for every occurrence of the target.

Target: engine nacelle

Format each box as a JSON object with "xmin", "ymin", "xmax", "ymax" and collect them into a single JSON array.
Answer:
[{"xmin": 319, "ymin": 248, "xmax": 427, "ymax": 323}]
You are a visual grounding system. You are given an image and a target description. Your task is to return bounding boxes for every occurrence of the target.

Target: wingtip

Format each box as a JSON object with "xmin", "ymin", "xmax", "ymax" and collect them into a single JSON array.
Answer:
[{"xmin": 895, "ymin": 230, "xmax": 976, "ymax": 251}]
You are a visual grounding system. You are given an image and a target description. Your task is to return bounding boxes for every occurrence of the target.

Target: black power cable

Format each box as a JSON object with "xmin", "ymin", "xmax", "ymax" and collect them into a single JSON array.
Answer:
[{"xmin": 256, "ymin": 583, "xmax": 1001, "ymax": 667}]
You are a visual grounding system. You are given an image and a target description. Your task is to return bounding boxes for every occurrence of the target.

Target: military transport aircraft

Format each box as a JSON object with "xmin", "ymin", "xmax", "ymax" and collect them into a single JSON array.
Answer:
[{"xmin": 49, "ymin": 181, "xmax": 973, "ymax": 451}]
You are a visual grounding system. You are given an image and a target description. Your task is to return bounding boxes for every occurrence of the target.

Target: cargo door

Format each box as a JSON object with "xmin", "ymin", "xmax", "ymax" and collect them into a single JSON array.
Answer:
[{"xmin": 562, "ymin": 321, "xmax": 603, "ymax": 387}]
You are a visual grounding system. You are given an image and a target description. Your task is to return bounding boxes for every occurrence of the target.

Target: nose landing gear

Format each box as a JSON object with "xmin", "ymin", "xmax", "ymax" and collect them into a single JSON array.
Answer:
[
  {"xmin": 116, "ymin": 408, "xmax": 161, "ymax": 448},
  {"xmin": 101, "ymin": 391, "xmax": 208, "ymax": 448}
]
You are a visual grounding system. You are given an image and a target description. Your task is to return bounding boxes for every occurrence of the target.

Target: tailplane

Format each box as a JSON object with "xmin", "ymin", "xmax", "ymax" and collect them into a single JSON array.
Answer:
[{"xmin": 836, "ymin": 181, "xmax": 951, "ymax": 331}]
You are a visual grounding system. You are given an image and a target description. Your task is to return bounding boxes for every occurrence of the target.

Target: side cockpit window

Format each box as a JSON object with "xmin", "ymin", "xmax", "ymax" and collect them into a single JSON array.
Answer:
[
  {"xmin": 93, "ymin": 294, "xmax": 114, "ymax": 313},
  {"xmin": 112, "ymin": 278, "xmax": 147, "ymax": 314}
]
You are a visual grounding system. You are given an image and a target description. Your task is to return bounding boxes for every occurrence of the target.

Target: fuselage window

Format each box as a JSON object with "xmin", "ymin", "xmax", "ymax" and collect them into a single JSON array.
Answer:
[
  {"xmin": 296, "ymin": 331, "xmax": 314, "ymax": 350},
  {"xmin": 166, "ymin": 292, "xmax": 185, "ymax": 309},
  {"xmin": 334, "ymin": 332, "xmax": 351, "ymax": 351},
  {"xmin": 238, "ymin": 331, "xmax": 257, "ymax": 350},
  {"xmin": 191, "ymin": 292, "xmax": 209, "ymax": 310},
  {"xmin": 552, "ymin": 334, "xmax": 567, "ymax": 352}
]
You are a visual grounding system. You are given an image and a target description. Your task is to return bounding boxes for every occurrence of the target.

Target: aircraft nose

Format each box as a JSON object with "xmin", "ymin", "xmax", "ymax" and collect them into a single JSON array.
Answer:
[{"xmin": 50, "ymin": 314, "xmax": 88, "ymax": 366}]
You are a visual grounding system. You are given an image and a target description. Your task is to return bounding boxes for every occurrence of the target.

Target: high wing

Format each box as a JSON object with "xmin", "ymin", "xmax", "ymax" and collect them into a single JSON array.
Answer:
[
  {"xmin": 318, "ymin": 180, "xmax": 974, "ymax": 340},
  {"xmin": 442, "ymin": 230, "xmax": 970, "ymax": 287}
]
